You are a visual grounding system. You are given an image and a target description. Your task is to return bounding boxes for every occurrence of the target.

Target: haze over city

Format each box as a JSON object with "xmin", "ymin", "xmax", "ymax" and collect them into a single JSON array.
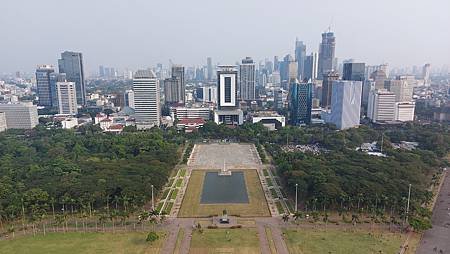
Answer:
[{"xmin": 1, "ymin": 0, "xmax": 449, "ymax": 73}]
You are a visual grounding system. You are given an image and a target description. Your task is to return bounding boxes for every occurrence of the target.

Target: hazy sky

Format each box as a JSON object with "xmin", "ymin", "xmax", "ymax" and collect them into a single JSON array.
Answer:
[{"xmin": 1, "ymin": 0, "xmax": 449, "ymax": 74}]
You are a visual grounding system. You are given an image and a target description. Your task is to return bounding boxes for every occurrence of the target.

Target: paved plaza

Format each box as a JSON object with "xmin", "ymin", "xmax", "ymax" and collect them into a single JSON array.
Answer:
[{"xmin": 188, "ymin": 143, "xmax": 261, "ymax": 169}]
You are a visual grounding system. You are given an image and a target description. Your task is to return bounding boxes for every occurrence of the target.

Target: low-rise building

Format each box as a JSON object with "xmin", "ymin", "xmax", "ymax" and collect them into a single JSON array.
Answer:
[
  {"xmin": 0, "ymin": 103, "xmax": 39, "ymax": 129},
  {"xmin": 176, "ymin": 118, "xmax": 205, "ymax": 133},
  {"xmin": 170, "ymin": 107, "xmax": 210, "ymax": 121},
  {"xmin": 250, "ymin": 111, "xmax": 285, "ymax": 130}
]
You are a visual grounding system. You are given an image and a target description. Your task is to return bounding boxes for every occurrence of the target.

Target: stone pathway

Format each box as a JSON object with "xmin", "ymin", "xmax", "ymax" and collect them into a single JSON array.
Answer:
[
  {"xmin": 159, "ymin": 221, "xmax": 179, "ymax": 254},
  {"xmin": 256, "ymin": 223, "xmax": 271, "ymax": 254},
  {"xmin": 271, "ymin": 225, "xmax": 289, "ymax": 254}
]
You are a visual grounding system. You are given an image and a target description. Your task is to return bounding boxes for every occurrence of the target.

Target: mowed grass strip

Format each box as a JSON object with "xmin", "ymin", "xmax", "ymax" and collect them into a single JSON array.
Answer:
[
  {"xmin": 173, "ymin": 228, "xmax": 184, "ymax": 254},
  {"xmin": 0, "ymin": 232, "xmax": 166, "ymax": 254},
  {"xmin": 189, "ymin": 228, "xmax": 260, "ymax": 254},
  {"xmin": 178, "ymin": 170, "xmax": 270, "ymax": 217},
  {"xmin": 283, "ymin": 228, "xmax": 406, "ymax": 254},
  {"xmin": 265, "ymin": 227, "xmax": 277, "ymax": 254}
]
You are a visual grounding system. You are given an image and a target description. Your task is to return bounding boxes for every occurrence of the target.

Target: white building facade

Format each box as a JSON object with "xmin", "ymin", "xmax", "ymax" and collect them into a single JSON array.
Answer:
[
  {"xmin": 367, "ymin": 89, "xmax": 396, "ymax": 122},
  {"xmin": 133, "ymin": 70, "xmax": 160, "ymax": 129},
  {"xmin": 323, "ymin": 81, "xmax": 362, "ymax": 130},
  {"xmin": 57, "ymin": 82, "xmax": 78, "ymax": 115},
  {"xmin": 0, "ymin": 103, "xmax": 39, "ymax": 129}
]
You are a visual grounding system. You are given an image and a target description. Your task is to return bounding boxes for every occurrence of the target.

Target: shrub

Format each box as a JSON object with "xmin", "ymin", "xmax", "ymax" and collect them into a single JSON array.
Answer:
[{"xmin": 146, "ymin": 231, "xmax": 159, "ymax": 242}]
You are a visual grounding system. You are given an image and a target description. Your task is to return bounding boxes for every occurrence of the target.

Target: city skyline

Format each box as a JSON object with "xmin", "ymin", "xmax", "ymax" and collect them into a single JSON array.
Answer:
[{"xmin": 1, "ymin": 0, "xmax": 449, "ymax": 73}]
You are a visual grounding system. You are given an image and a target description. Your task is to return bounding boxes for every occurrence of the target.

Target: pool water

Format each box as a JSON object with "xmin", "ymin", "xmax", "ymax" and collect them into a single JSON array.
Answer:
[{"xmin": 200, "ymin": 171, "xmax": 249, "ymax": 204}]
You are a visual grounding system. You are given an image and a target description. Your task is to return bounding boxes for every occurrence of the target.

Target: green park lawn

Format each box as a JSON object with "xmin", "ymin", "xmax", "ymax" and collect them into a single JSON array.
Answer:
[
  {"xmin": 0, "ymin": 232, "xmax": 166, "ymax": 254},
  {"xmin": 189, "ymin": 228, "xmax": 261, "ymax": 254},
  {"xmin": 283, "ymin": 228, "xmax": 406, "ymax": 254},
  {"xmin": 178, "ymin": 169, "xmax": 270, "ymax": 217}
]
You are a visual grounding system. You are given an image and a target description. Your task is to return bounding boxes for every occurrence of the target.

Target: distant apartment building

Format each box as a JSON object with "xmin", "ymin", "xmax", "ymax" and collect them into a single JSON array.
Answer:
[
  {"xmin": 57, "ymin": 82, "xmax": 78, "ymax": 115},
  {"xmin": 0, "ymin": 103, "xmax": 39, "ymax": 129},
  {"xmin": 323, "ymin": 81, "xmax": 362, "ymax": 130}
]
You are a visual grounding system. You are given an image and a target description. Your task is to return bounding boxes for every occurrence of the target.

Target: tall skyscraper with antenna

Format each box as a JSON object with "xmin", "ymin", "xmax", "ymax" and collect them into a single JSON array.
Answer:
[{"xmin": 318, "ymin": 30, "xmax": 336, "ymax": 79}]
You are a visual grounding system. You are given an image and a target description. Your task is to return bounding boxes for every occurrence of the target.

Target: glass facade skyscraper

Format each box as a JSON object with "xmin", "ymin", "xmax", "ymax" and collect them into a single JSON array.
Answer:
[
  {"xmin": 289, "ymin": 81, "xmax": 312, "ymax": 125},
  {"xmin": 35, "ymin": 65, "xmax": 55, "ymax": 107},
  {"xmin": 58, "ymin": 51, "xmax": 86, "ymax": 105}
]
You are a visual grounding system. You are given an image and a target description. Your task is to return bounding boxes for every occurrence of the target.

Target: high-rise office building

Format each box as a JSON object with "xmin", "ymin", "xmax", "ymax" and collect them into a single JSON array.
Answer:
[
  {"xmin": 133, "ymin": 70, "xmax": 160, "ymax": 129},
  {"xmin": 318, "ymin": 31, "xmax": 336, "ymax": 78},
  {"xmin": 367, "ymin": 89, "xmax": 396, "ymax": 122},
  {"xmin": 172, "ymin": 65, "xmax": 185, "ymax": 103},
  {"xmin": 343, "ymin": 63, "xmax": 365, "ymax": 81},
  {"xmin": 304, "ymin": 52, "xmax": 319, "ymax": 81},
  {"xmin": 164, "ymin": 65, "xmax": 185, "ymax": 105},
  {"xmin": 239, "ymin": 57, "xmax": 256, "ymax": 101},
  {"xmin": 0, "ymin": 103, "xmax": 39, "ymax": 129},
  {"xmin": 370, "ymin": 69, "xmax": 388, "ymax": 90},
  {"xmin": 280, "ymin": 54, "xmax": 297, "ymax": 88},
  {"xmin": 49, "ymin": 73, "xmax": 67, "ymax": 107},
  {"xmin": 35, "ymin": 65, "xmax": 55, "ymax": 107},
  {"xmin": 207, "ymin": 57, "xmax": 213, "ymax": 81},
  {"xmin": 323, "ymin": 81, "xmax": 362, "ymax": 130},
  {"xmin": 57, "ymin": 82, "xmax": 78, "ymax": 115},
  {"xmin": 273, "ymin": 56, "xmax": 280, "ymax": 72},
  {"xmin": 384, "ymin": 79, "xmax": 413, "ymax": 102},
  {"xmin": 58, "ymin": 51, "xmax": 86, "ymax": 105},
  {"xmin": 321, "ymin": 71, "xmax": 339, "ymax": 108},
  {"xmin": 99, "ymin": 65, "xmax": 105, "ymax": 77},
  {"xmin": 124, "ymin": 90, "xmax": 135, "ymax": 108},
  {"xmin": 422, "ymin": 63, "xmax": 431, "ymax": 85},
  {"xmin": 214, "ymin": 66, "xmax": 243, "ymax": 125},
  {"xmin": 290, "ymin": 81, "xmax": 312, "ymax": 125},
  {"xmin": 295, "ymin": 40, "xmax": 307, "ymax": 80}
]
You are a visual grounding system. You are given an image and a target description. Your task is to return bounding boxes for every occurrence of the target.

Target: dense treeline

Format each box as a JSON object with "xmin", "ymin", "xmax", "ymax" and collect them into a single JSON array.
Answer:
[
  {"xmin": 0, "ymin": 126, "xmax": 180, "ymax": 223},
  {"xmin": 188, "ymin": 121, "xmax": 449, "ymax": 227}
]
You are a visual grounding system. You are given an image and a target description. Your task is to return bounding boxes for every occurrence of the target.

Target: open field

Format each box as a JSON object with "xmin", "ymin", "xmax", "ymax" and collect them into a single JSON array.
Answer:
[
  {"xmin": 178, "ymin": 169, "xmax": 270, "ymax": 217},
  {"xmin": 0, "ymin": 232, "xmax": 166, "ymax": 254},
  {"xmin": 189, "ymin": 228, "xmax": 261, "ymax": 254},
  {"xmin": 283, "ymin": 228, "xmax": 406, "ymax": 254}
]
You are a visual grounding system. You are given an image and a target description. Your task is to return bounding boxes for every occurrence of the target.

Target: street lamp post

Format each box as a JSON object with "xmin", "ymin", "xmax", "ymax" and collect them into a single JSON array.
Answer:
[
  {"xmin": 406, "ymin": 183, "xmax": 411, "ymax": 224},
  {"xmin": 151, "ymin": 185, "xmax": 154, "ymax": 211},
  {"xmin": 295, "ymin": 183, "xmax": 298, "ymax": 213}
]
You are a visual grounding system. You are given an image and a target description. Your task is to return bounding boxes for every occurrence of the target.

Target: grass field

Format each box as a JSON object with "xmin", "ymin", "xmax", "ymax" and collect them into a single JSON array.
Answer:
[
  {"xmin": 189, "ymin": 228, "xmax": 261, "ymax": 254},
  {"xmin": 178, "ymin": 169, "xmax": 270, "ymax": 217},
  {"xmin": 0, "ymin": 232, "xmax": 166, "ymax": 254},
  {"xmin": 283, "ymin": 228, "xmax": 406, "ymax": 254}
]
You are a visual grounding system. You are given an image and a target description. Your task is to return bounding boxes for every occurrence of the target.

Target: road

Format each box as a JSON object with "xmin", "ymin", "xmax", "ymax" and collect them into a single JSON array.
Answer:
[{"xmin": 416, "ymin": 171, "xmax": 450, "ymax": 254}]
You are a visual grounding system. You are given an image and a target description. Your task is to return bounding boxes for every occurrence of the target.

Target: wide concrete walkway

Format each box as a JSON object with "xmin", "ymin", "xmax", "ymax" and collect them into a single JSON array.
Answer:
[{"xmin": 417, "ymin": 171, "xmax": 450, "ymax": 254}]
